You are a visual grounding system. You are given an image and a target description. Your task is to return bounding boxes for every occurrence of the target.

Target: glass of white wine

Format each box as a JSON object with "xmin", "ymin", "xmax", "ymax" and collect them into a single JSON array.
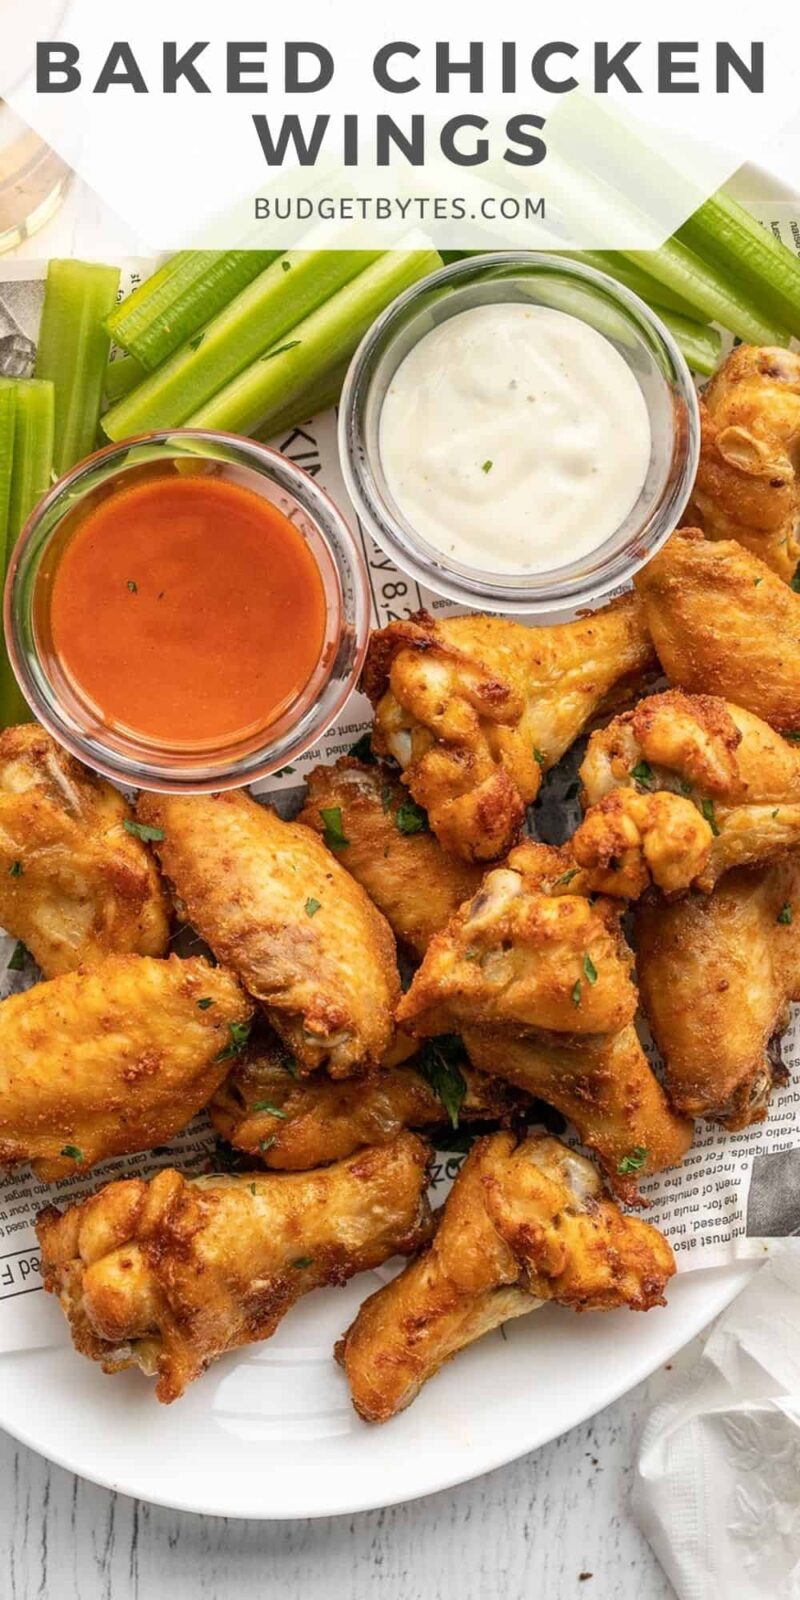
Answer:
[{"xmin": 0, "ymin": 99, "xmax": 70, "ymax": 254}]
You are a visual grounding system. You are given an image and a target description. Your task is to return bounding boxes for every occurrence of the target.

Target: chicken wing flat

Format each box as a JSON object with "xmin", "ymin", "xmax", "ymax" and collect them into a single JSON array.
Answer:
[
  {"xmin": 687, "ymin": 345, "xmax": 800, "ymax": 582},
  {"xmin": 136, "ymin": 789, "xmax": 400, "ymax": 1077},
  {"xmin": 463, "ymin": 1026, "xmax": 693, "ymax": 1205},
  {"xmin": 577, "ymin": 690, "xmax": 800, "ymax": 895},
  {"xmin": 635, "ymin": 529, "xmax": 800, "ymax": 732},
  {"xmin": 0, "ymin": 954, "xmax": 251, "ymax": 1180},
  {"xmin": 397, "ymin": 841, "xmax": 637, "ymax": 1040},
  {"xmin": 37, "ymin": 1134, "xmax": 432, "ymax": 1402},
  {"xmin": 362, "ymin": 597, "xmax": 655, "ymax": 863},
  {"xmin": 636, "ymin": 857, "xmax": 800, "ymax": 1128},
  {"xmin": 210, "ymin": 1032, "xmax": 525, "ymax": 1169},
  {"xmin": 336, "ymin": 1131, "xmax": 675, "ymax": 1421},
  {"xmin": 0, "ymin": 723, "xmax": 169, "ymax": 976},
  {"xmin": 298, "ymin": 758, "xmax": 483, "ymax": 959}
]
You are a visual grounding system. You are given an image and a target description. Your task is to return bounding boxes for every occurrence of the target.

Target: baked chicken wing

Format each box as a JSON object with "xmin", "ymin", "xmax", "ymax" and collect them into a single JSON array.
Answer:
[
  {"xmin": 362, "ymin": 597, "xmax": 655, "ymax": 863},
  {"xmin": 336, "ymin": 1132, "xmax": 675, "ymax": 1421},
  {"xmin": 635, "ymin": 529, "xmax": 800, "ymax": 732},
  {"xmin": 37, "ymin": 1133, "xmax": 432, "ymax": 1402},
  {"xmin": 577, "ymin": 690, "xmax": 800, "ymax": 895},
  {"xmin": 397, "ymin": 841, "xmax": 637, "ymax": 1040},
  {"xmin": 136, "ymin": 790, "xmax": 400, "ymax": 1077},
  {"xmin": 463, "ymin": 1026, "xmax": 693, "ymax": 1205},
  {"xmin": 0, "ymin": 723, "xmax": 169, "ymax": 976},
  {"xmin": 299, "ymin": 758, "xmax": 483, "ymax": 958},
  {"xmin": 687, "ymin": 344, "xmax": 800, "ymax": 582},
  {"xmin": 210, "ymin": 1032, "xmax": 525, "ymax": 1169},
  {"xmin": 0, "ymin": 954, "xmax": 251, "ymax": 1180},
  {"xmin": 636, "ymin": 857, "xmax": 800, "ymax": 1128}
]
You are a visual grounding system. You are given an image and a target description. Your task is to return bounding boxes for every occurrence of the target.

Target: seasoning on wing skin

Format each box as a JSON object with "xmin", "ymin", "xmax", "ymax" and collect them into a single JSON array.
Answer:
[
  {"xmin": 686, "ymin": 344, "xmax": 800, "ymax": 582},
  {"xmin": 577, "ymin": 689, "xmax": 800, "ymax": 895},
  {"xmin": 0, "ymin": 723, "xmax": 169, "ymax": 976},
  {"xmin": 635, "ymin": 528, "xmax": 800, "ymax": 733},
  {"xmin": 299, "ymin": 757, "xmax": 483, "ymax": 959},
  {"xmin": 0, "ymin": 954, "xmax": 252, "ymax": 1179},
  {"xmin": 361, "ymin": 596, "xmax": 656, "ymax": 863},
  {"xmin": 210, "ymin": 1031, "xmax": 527, "ymax": 1169},
  {"xmin": 36, "ymin": 1133, "xmax": 433, "ymax": 1402},
  {"xmin": 336, "ymin": 1132, "xmax": 675, "ymax": 1422},
  {"xmin": 636, "ymin": 858, "xmax": 800, "ymax": 1128},
  {"xmin": 136, "ymin": 789, "xmax": 400, "ymax": 1078}
]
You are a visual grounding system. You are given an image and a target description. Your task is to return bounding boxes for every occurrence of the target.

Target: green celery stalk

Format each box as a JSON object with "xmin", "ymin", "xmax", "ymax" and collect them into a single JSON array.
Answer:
[
  {"xmin": 0, "ymin": 378, "xmax": 55, "ymax": 727},
  {"xmin": 260, "ymin": 362, "xmax": 350, "ymax": 442},
  {"xmin": 106, "ymin": 251, "xmax": 280, "ymax": 369},
  {"xmin": 35, "ymin": 261, "xmax": 120, "ymax": 476},
  {"xmin": 555, "ymin": 251, "xmax": 700, "ymax": 319},
  {"xmin": 102, "ymin": 250, "xmax": 383, "ymax": 442},
  {"xmin": 0, "ymin": 384, "xmax": 16, "ymax": 574},
  {"xmin": 104, "ymin": 353, "xmax": 146, "ymax": 403},
  {"xmin": 186, "ymin": 247, "xmax": 443, "ymax": 438},
  {"xmin": 677, "ymin": 190, "xmax": 800, "ymax": 337},
  {"xmin": 621, "ymin": 238, "xmax": 790, "ymax": 347},
  {"xmin": 653, "ymin": 309, "xmax": 721, "ymax": 376}
]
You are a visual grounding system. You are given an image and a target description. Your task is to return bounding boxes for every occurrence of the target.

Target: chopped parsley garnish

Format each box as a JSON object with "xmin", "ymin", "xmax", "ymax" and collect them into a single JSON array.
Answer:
[
  {"xmin": 754, "ymin": 578, "xmax": 763, "ymax": 588},
  {"xmin": 305, "ymin": 897, "xmax": 322, "ymax": 917},
  {"xmin": 276, "ymin": 1044, "xmax": 299, "ymax": 1078},
  {"xmin": 281, "ymin": 259, "xmax": 291, "ymax": 272},
  {"xmin": 259, "ymin": 1135, "xmax": 276, "ymax": 1152},
  {"xmin": 464, "ymin": 946, "xmax": 480, "ymax": 962},
  {"xmin": 291, "ymin": 1256, "xmax": 314, "ymax": 1269},
  {"xmin": 792, "ymin": 563, "xmax": 800, "ymax": 594},
  {"xmin": 215, "ymin": 1020, "xmax": 251, "ymax": 1062},
  {"xmin": 629, "ymin": 760, "xmax": 654, "ymax": 789},
  {"xmin": 481, "ymin": 459, "xmax": 493, "ymax": 473},
  {"xmin": 617, "ymin": 1147, "xmax": 648, "ymax": 1175},
  {"xmin": 319, "ymin": 805, "xmax": 350, "ymax": 850},
  {"xmin": 679, "ymin": 780, "xmax": 693, "ymax": 796},
  {"xmin": 60, "ymin": 1145, "xmax": 84, "ymax": 1163},
  {"xmin": 380, "ymin": 785, "xmax": 392, "ymax": 813},
  {"xmin": 8, "ymin": 941, "xmax": 27, "ymax": 971},
  {"xmin": 275, "ymin": 764, "xmax": 296, "ymax": 776},
  {"xmin": 123, "ymin": 819, "xmax": 164, "ymax": 843},
  {"xmin": 127, "ymin": 579, "xmax": 138, "ymax": 593},
  {"xmin": 250, "ymin": 1182, "xmax": 257, "ymax": 1195},
  {"xmin": 533, "ymin": 748, "xmax": 546, "ymax": 768},
  {"xmin": 417, "ymin": 1035, "xmax": 467, "ymax": 1129},
  {"xmin": 555, "ymin": 868, "xmax": 579, "ymax": 888},
  {"xmin": 348, "ymin": 731, "xmax": 376, "ymax": 764},
  {"xmin": 188, "ymin": 333, "xmax": 205, "ymax": 351},
  {"xmin": 571, "ymin": 979, "xmax": 582, "ymax": 1007},
  {"xmin": 583, "ymin": 953, "xmax": 598, "ymax": 986},
  {"xmin": 262, "ymin": 339, "xmax": 301, "ymax": 362},
  {"xmin": 395, "ymin": 798, "xmax": 428, "ymax": 835},
  {"xmin": 773, "ymin": 809, "xmax": 781, "ymax": 819},
  {"xmin": 8, "ymin": 861, "xmax": 22, "ymax": 877},
  {"xmin": 252, "ymin": 1101, "xmax": 289, "ymax": 1118},
  {"xmin": 197, "ymin": 997, "xmax": 214, "ymax": 1010},
  {"xmin": 701, "ymin": 798, "xmax": 720, "ymax": 837},
  {"xmin": 778, "ymin": 903, "xmax": 793, "ymax": 925}
]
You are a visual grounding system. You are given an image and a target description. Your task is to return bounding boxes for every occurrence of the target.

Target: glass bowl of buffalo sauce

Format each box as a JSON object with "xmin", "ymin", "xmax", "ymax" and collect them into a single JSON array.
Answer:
[{"xmin": 5, "ymin": 432, "xmax": 370, "ymax": 791}]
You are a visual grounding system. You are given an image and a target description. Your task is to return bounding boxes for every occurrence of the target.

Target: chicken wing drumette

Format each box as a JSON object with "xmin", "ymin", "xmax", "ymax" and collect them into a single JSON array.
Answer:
[
  {"xmin": 362, "ymin": 597, "xmax": 655, "ymax": 862},
  {"xmin": 0, "ymin": 723, "xmax": 169, "ymax": 976},
  {"xmin": 636, "ymin": 856, "xmax": 800, "ymax": 1128},
  {"xmin": 336, "ymin": 1132, "xmax": 675, "ymax": 1422},
  {"xmin": 0, "ymin": 954, "xmax": 251, "ymax": 1179},
  {"xmin": 299, "ymin": 758, "xmax": 483, "ymax": 959},
  {"xmin": 687, "ymin": 344, "xmax": 800, "ymax": 582},
  {"xmin": 136, "ymin": 790, "xmax": 400, "ymax": 1077},
  {"xmin": 635, "ymin": 529, "xmax": 800, "ymax": 733},
  {"xmin": 575, "ymin": 690, "xmax": 800, "ymax": 896},
  {"xmin": 37, "ymin": 1133, "xmax": 432, "ymax": 1402},
  {"xmin": 211, "ymin": 1032, "xmax": 525, "ymax": 1169}
]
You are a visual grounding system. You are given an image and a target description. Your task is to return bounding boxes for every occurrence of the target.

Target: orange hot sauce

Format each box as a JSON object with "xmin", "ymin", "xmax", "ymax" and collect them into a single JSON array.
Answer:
[{"xmin": 48, "ymin": 474, "xmax": 328, "ymax": 746}]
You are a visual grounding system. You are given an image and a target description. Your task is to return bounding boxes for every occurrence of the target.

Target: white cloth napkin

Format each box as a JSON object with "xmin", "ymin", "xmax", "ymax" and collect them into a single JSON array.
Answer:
[{"xmin": 633, "ymin": 1248, "xmax": 800, "ymax": 1600}]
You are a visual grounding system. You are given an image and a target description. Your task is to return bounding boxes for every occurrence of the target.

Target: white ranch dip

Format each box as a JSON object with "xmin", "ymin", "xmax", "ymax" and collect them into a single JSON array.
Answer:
[{"xmin": 379, "ymin": 302, "xmax": 652, "ymax": 574}]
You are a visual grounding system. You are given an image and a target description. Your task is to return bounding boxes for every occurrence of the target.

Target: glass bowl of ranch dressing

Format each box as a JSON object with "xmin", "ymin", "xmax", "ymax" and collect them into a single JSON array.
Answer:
[{"xmin": 338, "ymin": 253, "xmax": 700, "ymax": 617}]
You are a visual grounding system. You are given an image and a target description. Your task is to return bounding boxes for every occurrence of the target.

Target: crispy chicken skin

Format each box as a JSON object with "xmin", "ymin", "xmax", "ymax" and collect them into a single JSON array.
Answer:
[
  {"xmin": 635, "ymin": 529, "xmax": 800, "ymax": 732},
  {"xmin": 210, "ymin": 1033, "xmax": 525, "ymax": 1169},
  {"xmin": 577, "ymin": 690, "xmax": 800, "ymax": 895},
  {"xmin": 463, "ymin": 1027, "xmax": 693, "ymax": 1205},
  {"xmin": 299, "ymin": 758, "xmax": 483, "ymax": 959},
  {"xmin": 361, "ymin": 597, "xmax": 656, "ymax": 863},
  {"xmin": 136, "ymin": 789, "xmax": 400, "ymax": 1078},
  {"xmin": 0, "ymin": 724, "xmax": 169, "ymax": 976},
  {"xmin": 0, "ymin": 954, "xmax": 251, "ymax": 1180},
  {"xmin": 687, "ymin": 345, "xmax": 800, "ymax": 582},
  {"xmin": 636, "ymin": 858, "xmax": 800, "ymax": 1128},
  {"xmin": 36, "ymin": 1134, "xmax": 432, "ymax": 1402},
  {"xmin": 397, "ymin": 840, "xmax": 637, "ymax": 1040},
  {"xmin": 336, "ymin": 1132, "xmax": 675, "ymax": 1422}
]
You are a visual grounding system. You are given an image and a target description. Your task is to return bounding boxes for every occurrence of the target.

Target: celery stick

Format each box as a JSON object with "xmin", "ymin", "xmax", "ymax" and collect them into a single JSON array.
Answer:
[
  {"xmin": 555, "ymin": 251, "xmax": 700, "ymax": 319},
  {"xmin": 0, "ymin": 378, "xmax": 54, "ymax": 728},
  {"xmin": 106, "ymin": 251, "xmax": 279, "ymax": 369},
  {"xmin": 261, "ymin": 362, "xmax": 350, "ymax": 442},
  {"xmin": 105, "ymin": 353, "xmax": 145, "ymax": 404},
  {"xmin": 35, "ymin": 261, "xmax": 120, "ymax": 476},
  {"xmin": 102, "ymin": 250, "xmax": 383, "ymax": 442},
  {"xmin": 0, "ymin": 385, "xmax": 16, "ymax": 571},
  {"xmin": 677, "ymin": 190, "xmax": 800, "ymax": 337},
  {"xmin": 621, "ymin": 239, "xmax": 790, "ymax": 347},
  {"xmin": 654, "ymin": 309, "xmax": 721, "ymax": 376},
  {"xmin": 187, "ymin": 248, "xmax": 443, "ymax": 438}
]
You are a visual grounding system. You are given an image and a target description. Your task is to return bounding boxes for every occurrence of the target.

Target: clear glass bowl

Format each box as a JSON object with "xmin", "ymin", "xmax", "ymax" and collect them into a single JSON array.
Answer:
[
  {"xmin": 338, "ymin": 252, "xmax": 700, "ymax": 617},
  {"xmin": 6, "ymin": 432, "xmax": 371, "ymax": 792}
]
